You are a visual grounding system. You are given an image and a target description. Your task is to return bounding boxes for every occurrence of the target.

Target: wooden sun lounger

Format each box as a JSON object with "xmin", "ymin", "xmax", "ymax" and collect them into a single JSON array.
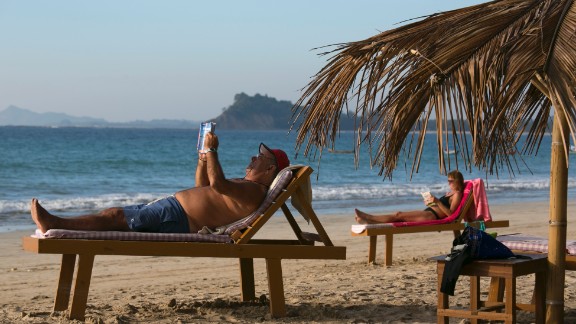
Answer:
[
  {"xmin": 351, "ymin": 187, "xmax": 510, "ymax": 266},
  {"xmin": 22, "ymin": 166, "xmax": 346, "ymax": 320},
  {"xmin": 497, "ymin": 233, "xmax": 576, "ymax": 271}
]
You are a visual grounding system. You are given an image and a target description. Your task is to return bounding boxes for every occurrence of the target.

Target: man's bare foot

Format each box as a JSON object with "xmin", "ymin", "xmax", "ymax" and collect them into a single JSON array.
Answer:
[
  {"xmin": 31, "ymin": 198, "xmax": 56, "ymax": 233},
  {"xmin": 354, "ymin": 208, "xmax": 374, "ymax": 224}
]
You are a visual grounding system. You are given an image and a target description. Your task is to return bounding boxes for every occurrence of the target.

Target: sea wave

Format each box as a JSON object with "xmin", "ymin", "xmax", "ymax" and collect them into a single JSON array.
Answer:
[
  {"xmin": 311, "ymin": 178, "xmax": 575, "ymax": 201},
  {"xmin": 0, "ymin": 193, "xmax": 165, "ymax": 215},
  {"xmin": 2, "ymin": 178, "xmax": 574, "ymax": 216}
]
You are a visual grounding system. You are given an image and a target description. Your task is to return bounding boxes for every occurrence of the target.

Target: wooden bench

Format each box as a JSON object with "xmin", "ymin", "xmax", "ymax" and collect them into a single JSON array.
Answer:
[
  {"xmin": 433, "ymin": 254, "xmax": 547, "ymax": 323},
  {"xmin": 22, "ymin": 166, "xmax": 346, "ymax": 320}
]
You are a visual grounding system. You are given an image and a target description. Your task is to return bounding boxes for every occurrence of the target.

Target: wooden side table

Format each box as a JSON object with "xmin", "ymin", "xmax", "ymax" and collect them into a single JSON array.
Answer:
[{"xmin": 432, "ymin": 253, "xmax": 547, "ymax": 324}]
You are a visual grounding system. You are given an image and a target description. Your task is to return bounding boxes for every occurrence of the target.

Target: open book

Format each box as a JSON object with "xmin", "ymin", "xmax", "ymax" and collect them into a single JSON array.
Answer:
[
  {"xmin": 197, "ymin": 122, "xmax": 216, "ymax": 153},
  {"xmin": 421, "ymin": 191, "xmax": 436, "ymax": 206}
]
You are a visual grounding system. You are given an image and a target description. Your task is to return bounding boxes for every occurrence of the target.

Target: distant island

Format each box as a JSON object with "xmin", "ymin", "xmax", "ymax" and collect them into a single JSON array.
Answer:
[
  {"xmin": 0, "ymin": 93, "xmax": 357, "ymax": 130},
  {"xmin": 7, "ymin": 93, "xmax": 547, "ymax": 132}
]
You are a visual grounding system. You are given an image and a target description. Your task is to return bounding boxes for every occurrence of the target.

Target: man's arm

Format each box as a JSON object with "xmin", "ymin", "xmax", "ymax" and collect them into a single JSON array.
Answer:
[
  {"xmin": 200, "ymin": 133, "xmax": 231, "ymax": 193},
  {"xmin": 195, "ymin": 153, "xmax": 209, "ymax": 187},
  {"xmin": 195, "ymin": 132, "xmax": 217, "ymax": 187}
]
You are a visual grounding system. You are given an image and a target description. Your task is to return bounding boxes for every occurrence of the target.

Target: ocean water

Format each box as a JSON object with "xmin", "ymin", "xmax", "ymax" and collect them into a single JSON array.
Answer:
[{"xmin": 1, "ymin": 126, "xmax": 575, "ymax": 232}]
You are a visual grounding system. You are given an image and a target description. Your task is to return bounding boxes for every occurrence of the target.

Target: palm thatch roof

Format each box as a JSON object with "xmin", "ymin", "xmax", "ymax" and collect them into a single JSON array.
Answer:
[{"xmin": 291, "ymin": 0, "xmax": 576, "ymax": 179}]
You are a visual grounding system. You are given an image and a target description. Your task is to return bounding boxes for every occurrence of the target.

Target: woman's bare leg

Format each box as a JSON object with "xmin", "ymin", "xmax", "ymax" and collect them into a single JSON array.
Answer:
[
  {"xmin": 355, "ymin": 209, "xmax": 397, "ymax": 224},
  {"xmin": 355, "ymin": 208, "xmax": 436, "ymax": 224},
  {"xmin": 31, "ymin": 198, "xmax": 131, "ymax": 233},
  {"xmin": 392, "ymin": 210, "xmax": 437, "ymax": 222}
]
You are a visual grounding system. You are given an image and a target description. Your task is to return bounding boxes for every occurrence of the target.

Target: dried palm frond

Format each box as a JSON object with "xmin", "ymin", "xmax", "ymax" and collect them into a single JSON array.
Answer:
[{"xmin": 291, "ymin": 0, "xmax": 576, "ymax": 179}]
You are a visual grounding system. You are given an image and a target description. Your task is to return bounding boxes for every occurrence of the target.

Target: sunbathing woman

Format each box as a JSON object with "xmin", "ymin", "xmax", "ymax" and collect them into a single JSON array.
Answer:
[{"xmin": 354, "ymin": 170, "xmax": 465, "ymax": 224}]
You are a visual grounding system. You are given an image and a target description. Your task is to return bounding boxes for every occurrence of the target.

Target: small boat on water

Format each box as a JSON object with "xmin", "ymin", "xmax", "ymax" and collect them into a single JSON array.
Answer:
[
  {"xmin": 444, "ymin": 149, "xmax": 458, "ymax": 155},
  {"xmin": 328, "ymin": 148, "xmax": 354, "ymax": 154},
  {"xmin": 570, "ymin": 145, "xmax": 576, "ymax": 154}
]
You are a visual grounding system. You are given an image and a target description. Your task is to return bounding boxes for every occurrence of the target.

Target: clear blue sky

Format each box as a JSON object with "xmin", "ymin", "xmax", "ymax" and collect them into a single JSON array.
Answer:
[{"xmin": 0, "ymin": 0, "xmax": 485, "ymax": 122}]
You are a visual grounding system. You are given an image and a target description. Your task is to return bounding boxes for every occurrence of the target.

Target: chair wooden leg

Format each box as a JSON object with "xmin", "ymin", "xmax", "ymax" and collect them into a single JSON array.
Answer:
[
  {"xmin": 54, "ymin": 254, "xmax": 76, "ymax": 311},
  {"xmin": 239, "ymin": 258, "xmax": 256, "ymax": 301},
  {"xmin": 265, "ymin": 258, "xmax": 286, "ymax": 318},
  {"xmin": 384, "ymin": 234, "xmax": 393, "ymax": 267},
  {"xmin": 368, "ymin": 236, "xmax": 377, "ymax": 264},
  {"xmin": 69, "ymin": 254, "xmax": 94, "ymax": 321}
]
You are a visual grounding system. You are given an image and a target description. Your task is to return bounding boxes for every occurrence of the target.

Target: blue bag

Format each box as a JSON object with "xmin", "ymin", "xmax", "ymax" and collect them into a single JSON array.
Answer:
[
  {"xmin": 464, "ymin": 226, "xmax": 515, "ymax": 259},
  {"xmin": 441, "ymin": 225, "xmax": 521, "ymax": 295}
]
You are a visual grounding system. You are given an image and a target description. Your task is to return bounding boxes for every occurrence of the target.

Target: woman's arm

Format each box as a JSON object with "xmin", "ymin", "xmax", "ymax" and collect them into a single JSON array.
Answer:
[{"xmin": 432, "ymin": 191, "xmax": 463, "ymax": 217}]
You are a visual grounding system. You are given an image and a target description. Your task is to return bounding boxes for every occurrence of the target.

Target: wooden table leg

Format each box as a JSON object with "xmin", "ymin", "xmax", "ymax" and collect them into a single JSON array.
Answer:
[
  {"xmin": 384, "ymin": 234, "xmax": 393, "ymax": 267},
  {"xmin": 437, "ymin": 265, "xmax": 449, "ymax": 324},
  {"xmin": 505, "ymin": 277, "xmax": 516, "ymax": 324},
  {"xmin": 265, "ymin": 258, "xmax": 286, "ymax": 318},
  {"xmin": 54, "ymin": 254, "xmax": 76, "ymax": 311},
  {"xmin": 239, "ymin": 258, "xmax": 256, "ymax": 302},
  {"xmin": 488, "ymin": 277, "xmax": 505, "ymax": 302},
  {"xmin": 368, "ymin": 236, "xmax": 377, "ymax": 264},
  {"xmin": 69, "ymin": 254, "xmax": 94, "ymax": 321},
  {"xmin": 534, "ymin": 270, "xmax": 546, "ymax": 324},
  {"xmin": 470, "ymin": 275, "xmax": 480, "ymax": 324}
]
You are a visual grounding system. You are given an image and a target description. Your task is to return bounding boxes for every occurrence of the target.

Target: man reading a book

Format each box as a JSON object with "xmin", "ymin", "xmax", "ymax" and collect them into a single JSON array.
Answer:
[{"xmin": 30, "ymin": 132, "xmax": 290, "ymax": 234}]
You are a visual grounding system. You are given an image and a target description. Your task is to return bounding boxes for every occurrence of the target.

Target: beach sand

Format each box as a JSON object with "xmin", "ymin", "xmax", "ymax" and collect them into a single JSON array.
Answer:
[{"xmin": 2, "ymin": 201, "xmax": 576, "ymax": 323}]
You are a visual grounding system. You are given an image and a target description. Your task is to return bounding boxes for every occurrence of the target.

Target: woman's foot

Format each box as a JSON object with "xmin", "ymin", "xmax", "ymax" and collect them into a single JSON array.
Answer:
[{"xmin": 354, "ymin": 209, "xmax": 375, "ymax": 224}]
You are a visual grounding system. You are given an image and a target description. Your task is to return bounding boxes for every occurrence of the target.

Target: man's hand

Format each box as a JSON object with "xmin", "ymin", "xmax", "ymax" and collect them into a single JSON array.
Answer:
[{"xmin": 204, "ymin": 132, "xmax": 219, "ymax": 151}]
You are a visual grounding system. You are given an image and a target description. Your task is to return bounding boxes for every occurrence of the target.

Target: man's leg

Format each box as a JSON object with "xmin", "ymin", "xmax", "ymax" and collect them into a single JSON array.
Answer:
[{"xmin": 31, "ymin": 198, "xmax": 131, "ymax": 233}]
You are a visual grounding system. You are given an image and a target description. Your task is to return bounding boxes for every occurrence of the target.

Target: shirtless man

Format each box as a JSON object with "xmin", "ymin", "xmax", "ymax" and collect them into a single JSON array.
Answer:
[{"xmin": 31, "ymin": 132, "xmax": 290, "ymax": 234}]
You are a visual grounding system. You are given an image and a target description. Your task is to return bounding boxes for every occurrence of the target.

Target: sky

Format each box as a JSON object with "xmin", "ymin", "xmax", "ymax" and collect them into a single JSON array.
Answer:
[{"xmin": 0, "ymin": 0, "xmax": 486, "ymax": 122}]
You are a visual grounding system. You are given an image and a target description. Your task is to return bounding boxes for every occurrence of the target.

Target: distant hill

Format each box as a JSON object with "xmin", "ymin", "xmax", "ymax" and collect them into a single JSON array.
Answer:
[
  {"xmin": 0, "ymin": 94, "xmax": 359, "ymax": 130},
  {"xmin": 0, "ymin": 105, "xmax": 199, "ymax": 129},
  {"xmin": 210, "ymin": 93, "xmax": 293, "ymax": 129},
  {"xmin": 0, "ymin": 105, "xmax": 109, "ymax": 127}
]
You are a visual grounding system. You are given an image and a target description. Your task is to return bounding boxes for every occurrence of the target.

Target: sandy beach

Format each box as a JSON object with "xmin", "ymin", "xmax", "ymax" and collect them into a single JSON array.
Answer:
[{"xmin": 2, "ymin": 201, "xmax": 576, "ymax": 323}]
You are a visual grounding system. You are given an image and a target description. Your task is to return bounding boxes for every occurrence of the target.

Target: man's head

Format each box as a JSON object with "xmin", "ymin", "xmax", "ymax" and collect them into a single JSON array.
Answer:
[{"xmin": 259, "ymin": 143, "xmax": 289, "ymax": 172}]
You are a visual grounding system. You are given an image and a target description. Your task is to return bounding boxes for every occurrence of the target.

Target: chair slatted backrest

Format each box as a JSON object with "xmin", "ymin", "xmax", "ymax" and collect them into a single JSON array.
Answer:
[
  {"xmin": 231, "ymin": 166, "xmax": 332, "ymax": 246},
  {"xmin": 455, "ymin": 187, "xmax": 474, "ymax": 223}
]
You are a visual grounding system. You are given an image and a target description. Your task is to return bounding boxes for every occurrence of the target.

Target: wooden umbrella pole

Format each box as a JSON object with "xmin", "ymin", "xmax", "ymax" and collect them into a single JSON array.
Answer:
[{"xmin": 547, "ymin": 109, "xmax": 569, "ymax": 323}]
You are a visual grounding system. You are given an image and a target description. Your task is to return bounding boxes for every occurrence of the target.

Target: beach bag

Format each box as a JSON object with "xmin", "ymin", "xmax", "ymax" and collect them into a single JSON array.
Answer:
[
  {"xmin": 463, "ymin": 225, "xmax": 515, "ymax": 260},
  {"xmin": 440, "ymin": 226, "xmax": 519, "ymax": 295}
]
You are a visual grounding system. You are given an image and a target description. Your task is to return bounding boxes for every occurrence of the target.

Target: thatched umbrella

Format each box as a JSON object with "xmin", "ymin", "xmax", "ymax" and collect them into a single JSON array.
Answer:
[{"xmin": 291, "ymin": 0, "xmax": 575, "ymax": 322}]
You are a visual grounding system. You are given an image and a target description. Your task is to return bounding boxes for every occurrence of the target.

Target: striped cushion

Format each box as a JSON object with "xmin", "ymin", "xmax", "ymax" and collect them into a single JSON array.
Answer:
[
  {"xmin": 496, "ymin": 233, "xmax": 576, "ymax": 255},
  {"xmin": 33, "ymin": 229, "xmax": 232, "ymax": 243}
]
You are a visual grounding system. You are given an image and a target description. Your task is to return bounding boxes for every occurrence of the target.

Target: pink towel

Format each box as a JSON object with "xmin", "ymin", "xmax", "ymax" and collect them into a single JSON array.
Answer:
[{"xmin": 464, "ymin": 178, "xmax": 492, "ymax": 222}]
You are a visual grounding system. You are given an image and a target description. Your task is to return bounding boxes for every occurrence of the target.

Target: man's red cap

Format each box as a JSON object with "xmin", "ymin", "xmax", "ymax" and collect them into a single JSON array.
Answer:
[{"xmin": 260, "ymin": 143, "xmax": 290, "ymax": 171}]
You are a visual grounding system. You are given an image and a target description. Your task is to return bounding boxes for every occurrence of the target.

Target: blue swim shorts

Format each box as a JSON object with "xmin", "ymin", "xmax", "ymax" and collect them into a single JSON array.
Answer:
[{"xmin": 123, "ymin": 195, "xmax": 190, "ymax": 233}]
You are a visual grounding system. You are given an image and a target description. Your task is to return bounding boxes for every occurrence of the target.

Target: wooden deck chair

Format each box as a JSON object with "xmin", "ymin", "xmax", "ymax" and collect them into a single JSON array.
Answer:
[
  {"xmin": 351, "ymin": 180, "xmax": 510, "ymax": 266},
  {"xmin": 22, "ymin": 165, "xmax": 346, "ymax": 320}
]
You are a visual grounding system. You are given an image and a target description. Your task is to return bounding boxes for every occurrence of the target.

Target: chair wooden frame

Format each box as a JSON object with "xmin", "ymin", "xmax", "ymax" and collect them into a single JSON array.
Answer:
[
  {"xmin": 22, "ymin": 166, "xmax": 346, "ymax": 320},
  {"xmin": 351, "ymin": 189, "xmax": 510, "ymax": 266}
]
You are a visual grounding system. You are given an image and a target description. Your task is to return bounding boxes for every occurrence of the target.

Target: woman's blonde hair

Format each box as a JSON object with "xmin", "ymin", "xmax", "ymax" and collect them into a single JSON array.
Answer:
[{"xmin": 448, "ymin": 170, "xmax": 465, "ymax": 191}]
